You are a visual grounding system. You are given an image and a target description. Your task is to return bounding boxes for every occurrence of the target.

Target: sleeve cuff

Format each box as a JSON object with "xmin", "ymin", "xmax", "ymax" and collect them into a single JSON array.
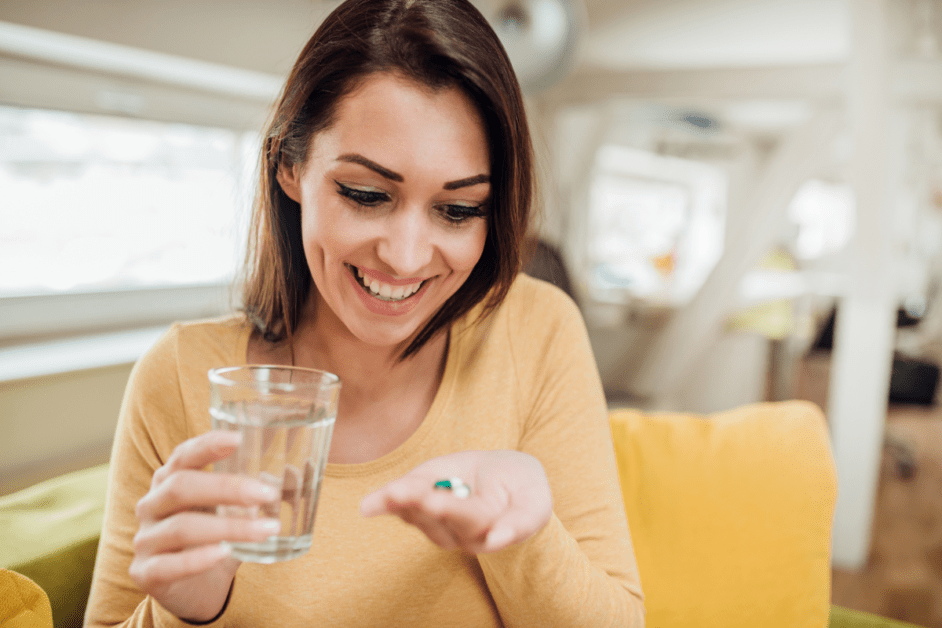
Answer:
[{"xmin": 151, "ymin": 583, "xmax": 232, "ymax": 628}]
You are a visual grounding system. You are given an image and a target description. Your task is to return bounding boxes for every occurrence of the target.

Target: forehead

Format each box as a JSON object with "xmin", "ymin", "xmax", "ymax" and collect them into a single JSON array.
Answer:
[{"xmin": 312, "ymin": 72, "xmax": 490, "ymax": 174}]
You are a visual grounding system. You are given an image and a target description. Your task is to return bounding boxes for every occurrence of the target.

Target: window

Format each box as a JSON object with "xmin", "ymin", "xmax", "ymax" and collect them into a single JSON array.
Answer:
[
  {"xmin": 786, "ymin": 178, "xmax": 855, "ymax": 261},
  {"xmin": 0, "ymin": 105, "xmax": 259, "ymax": 339},
  {"xmin": 585, "ymin": 145, "xmax": 727, "ymax": 306}
]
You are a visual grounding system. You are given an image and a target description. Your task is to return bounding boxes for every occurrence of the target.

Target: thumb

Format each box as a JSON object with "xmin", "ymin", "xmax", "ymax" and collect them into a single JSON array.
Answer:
[{"xmin": 359, "ymin": 490, "xmax": 389, "ymax": 517}]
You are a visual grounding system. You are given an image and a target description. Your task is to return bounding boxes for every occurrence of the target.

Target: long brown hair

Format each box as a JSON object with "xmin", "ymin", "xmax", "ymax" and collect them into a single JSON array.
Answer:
[{"xmin": 241, "ymin": 0, "xmax": 533, "ymax": 360}]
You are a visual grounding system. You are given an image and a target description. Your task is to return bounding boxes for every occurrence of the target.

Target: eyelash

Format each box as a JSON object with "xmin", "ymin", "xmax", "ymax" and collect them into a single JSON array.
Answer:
[
  {"xmin": 337, "ymin": 184, "xmax": 387, "ymax": 207},
  {"xmin": 335, "ymin": 182, "xmax": 488, "ymax": 225}
]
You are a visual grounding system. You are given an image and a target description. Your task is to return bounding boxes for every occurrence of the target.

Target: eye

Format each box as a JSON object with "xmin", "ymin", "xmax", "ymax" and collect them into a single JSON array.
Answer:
[
  {"xmin": 336, "ymin": 182, "xmax": 389, "ymax": 207},
  {"xmin": 440, "ymin": 203, "xmax": 488, "ymax": 225}
]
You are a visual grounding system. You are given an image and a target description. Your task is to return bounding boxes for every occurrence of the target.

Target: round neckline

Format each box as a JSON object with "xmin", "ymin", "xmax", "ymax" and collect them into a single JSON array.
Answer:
[{"xmin": 235, "ymin": 318, "xmax": 461, "ymax": 479}]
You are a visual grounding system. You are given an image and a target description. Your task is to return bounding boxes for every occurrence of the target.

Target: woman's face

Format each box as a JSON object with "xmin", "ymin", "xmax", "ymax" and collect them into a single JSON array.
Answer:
[{"xmin": 278, "ymin": 72, "xmax": 491, "ymax": 350}]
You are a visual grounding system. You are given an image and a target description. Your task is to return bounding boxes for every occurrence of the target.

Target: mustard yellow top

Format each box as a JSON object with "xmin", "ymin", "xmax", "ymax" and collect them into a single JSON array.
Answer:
[{"xmin": 85, "ymin": 275, "xmax": 644, "ymax": 627}]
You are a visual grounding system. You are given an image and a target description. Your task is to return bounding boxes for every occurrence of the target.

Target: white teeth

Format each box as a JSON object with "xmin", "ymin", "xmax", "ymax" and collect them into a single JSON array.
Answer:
[{"xmin": 354, "ymin": 267, "xmax": 425, "ymax": 302}]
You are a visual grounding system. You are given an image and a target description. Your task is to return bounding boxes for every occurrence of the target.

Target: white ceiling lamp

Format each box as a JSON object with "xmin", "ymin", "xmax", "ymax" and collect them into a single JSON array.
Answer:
[{"xmin": 473, "ymin": 0, "xmax": 585, "ymax": 94}]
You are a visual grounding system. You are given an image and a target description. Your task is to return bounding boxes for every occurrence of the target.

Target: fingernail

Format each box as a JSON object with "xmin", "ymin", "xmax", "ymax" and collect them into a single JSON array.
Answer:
[
  {"xmin": 212, "ymin": 542, "xmax": 232, "ymax": 559},
  {"xmin": 253, "ymin": 518, "xmax": 281, "ymax": 534},
  {"xmin": 213, "ymin": 431, "xmax": 241, "ymax": 452},
  {"xmin": 245, "ymin": 481, "xmax": 280, "ymax": 502},
  {"xmin": 487, "ymin": 527, "xmax": 513, "ymax": 548}
]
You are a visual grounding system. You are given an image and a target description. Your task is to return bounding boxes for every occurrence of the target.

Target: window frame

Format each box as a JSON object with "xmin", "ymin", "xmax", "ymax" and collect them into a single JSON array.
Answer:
[
  {"xmin": 0, "ymin": 21, "xmax": 277, "ymax": 357},
  {"xmin": 0, "ymin": 284, "xmax": 238, "ymax": 343}
]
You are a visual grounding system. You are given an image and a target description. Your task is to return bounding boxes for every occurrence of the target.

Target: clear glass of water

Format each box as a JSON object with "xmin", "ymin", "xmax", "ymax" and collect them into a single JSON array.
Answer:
[{"xmin": 208, "ymin": 365, "xmax": 341, "ymax": 563}]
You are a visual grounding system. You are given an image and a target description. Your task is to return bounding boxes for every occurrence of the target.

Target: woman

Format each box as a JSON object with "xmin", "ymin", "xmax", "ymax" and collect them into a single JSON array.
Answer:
[{"xmin": 85, "ymin": 0, "xmax": 644, "ymax": 625}]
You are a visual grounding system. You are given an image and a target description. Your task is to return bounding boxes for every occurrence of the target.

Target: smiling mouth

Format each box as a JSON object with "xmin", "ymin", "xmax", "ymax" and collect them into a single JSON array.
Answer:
[{"xmin": 346, "ymin": 264, "xmax": 427, "ymax": 302}]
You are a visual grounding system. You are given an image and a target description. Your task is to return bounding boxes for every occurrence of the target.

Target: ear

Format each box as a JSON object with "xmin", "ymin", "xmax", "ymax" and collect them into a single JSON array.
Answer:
[{"xmin": 276, "ymin": 163, "xmax": 302, "ymax": 203}]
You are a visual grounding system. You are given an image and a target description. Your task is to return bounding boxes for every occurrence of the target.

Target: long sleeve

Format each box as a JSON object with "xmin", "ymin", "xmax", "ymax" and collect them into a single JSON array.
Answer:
[
  {"xmin": 84, "ymin": 324, "xmax": 231, "ymax": 628},
  {"xmin": 476, "ymin": 278, "xmax": 645, "ymax": 626},
  {"xmin": 83, "ymin": 285, "xmax": 642, "ymax": 627}
]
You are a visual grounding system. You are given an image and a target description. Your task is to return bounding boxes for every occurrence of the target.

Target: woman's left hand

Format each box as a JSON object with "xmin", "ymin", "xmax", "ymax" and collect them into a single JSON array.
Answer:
[{"xmin": 360, "ymin": 450, "xmax": 552, "ymax": 554}]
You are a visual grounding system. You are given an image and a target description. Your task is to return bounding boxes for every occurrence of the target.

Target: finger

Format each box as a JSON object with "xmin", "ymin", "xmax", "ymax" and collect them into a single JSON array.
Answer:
[
  {"xmin": 361, "ymin": 477, "xmax": 500, "ymax": 549},
  {"xmin": 136, "ymin": 470, "xmax": 280, "ymax": 523},
  {"xmin": 358, "ymin": 490, "xmax": 392, "ymax": 518},
  {"xmin": 386, "ymin": 490, "xmax": 500, "ymax": 552},
  {"xmin": 360, "ymin": 477, "xmax": 432, "ymax": 517},
  {"xmin": 479, "ymin": 502, "xmax": 552, "ymax": 554},
  {"xmin": 129, "ymin": 543, "xmax": 232, "ymax": 591},
  {"xmin": 415, "ymin": 491, "xmax": 496, "ymax": 542},
  {"xmin": 166, "ymin": 431, "xmax": 243, "ymax": 474},
  {"xmin": 390, "ymin": 503, "xmax": 461, "ymax": 550},
  {"xmin": 479, "ymin": 523, "xmax": 517, "ymax": 553},
  {"xmin": 133, "ymin": 512, "xmax": 281, "ymax": 556},
  {"xmin": 152, "ymin": 431, "xmax": 242, "ymax": 488}
]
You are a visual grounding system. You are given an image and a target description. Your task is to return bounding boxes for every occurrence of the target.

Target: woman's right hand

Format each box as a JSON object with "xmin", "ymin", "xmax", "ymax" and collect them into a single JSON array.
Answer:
[{"xmin": 129, "ymin": 430, "xmax": 282, "ymax": 623}]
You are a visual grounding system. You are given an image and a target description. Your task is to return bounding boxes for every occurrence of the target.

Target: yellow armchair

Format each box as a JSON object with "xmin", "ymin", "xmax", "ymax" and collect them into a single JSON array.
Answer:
[
  {"xmin": 0, "ymin": 569, "xmax": 54, "ymax": 628},
  {"xmin": 610, "ymin": 400, "xmax": 837, "ymax": 627}
]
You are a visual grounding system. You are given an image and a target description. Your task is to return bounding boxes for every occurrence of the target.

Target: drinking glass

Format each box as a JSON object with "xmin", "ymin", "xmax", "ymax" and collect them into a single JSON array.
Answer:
[{"xmin": 208, "ymin": 365, "xmax": 341, "ymax": 563}]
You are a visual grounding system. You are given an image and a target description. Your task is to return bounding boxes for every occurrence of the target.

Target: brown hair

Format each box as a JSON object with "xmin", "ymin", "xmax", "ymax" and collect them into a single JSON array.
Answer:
[{"xmin": 241, "ymin": 0, "xmax": 533, "ymax": 359}]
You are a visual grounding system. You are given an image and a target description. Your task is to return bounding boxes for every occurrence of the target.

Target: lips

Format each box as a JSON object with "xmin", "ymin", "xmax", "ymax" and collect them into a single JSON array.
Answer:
[
  {"xmin": 350, "ymin": 266, "xmax": 424, "ymax": 301},
  {"xmin": 344, "ymin": 263, "xmax": 432, "ymax": 315}
]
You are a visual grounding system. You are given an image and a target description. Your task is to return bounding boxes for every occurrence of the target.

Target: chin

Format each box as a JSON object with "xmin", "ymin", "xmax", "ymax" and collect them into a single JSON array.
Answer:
[{"xmin": 349, "ymin": 319, "xmax": 425, "ymax": 352}]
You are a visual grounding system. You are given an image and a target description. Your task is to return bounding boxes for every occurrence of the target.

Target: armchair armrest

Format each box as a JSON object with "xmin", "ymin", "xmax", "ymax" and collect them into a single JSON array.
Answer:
[{"xmin": 0, "ymin": 464, "xmax": 109, "ymax": 628}]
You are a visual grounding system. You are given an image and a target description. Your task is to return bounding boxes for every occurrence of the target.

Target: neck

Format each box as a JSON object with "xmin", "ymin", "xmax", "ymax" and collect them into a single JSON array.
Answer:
[
  {"xmin": 251, "ymin": 293, "xmax": 450, "ymax": 463},
  {"xmin": 290, "ymin": 293, "xmax": 448, "ymax": 403}
]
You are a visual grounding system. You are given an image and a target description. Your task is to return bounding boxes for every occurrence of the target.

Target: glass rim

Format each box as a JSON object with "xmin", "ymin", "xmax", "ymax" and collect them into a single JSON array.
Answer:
[{"xmin": 208, "ymin": 364, "xmax": 341, "ymax": 392}]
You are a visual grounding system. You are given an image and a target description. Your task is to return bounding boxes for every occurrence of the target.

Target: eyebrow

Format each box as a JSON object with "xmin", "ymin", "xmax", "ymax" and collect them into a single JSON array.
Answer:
[
  {"xmin": 337, "ymin": 153, "xmax": 489, "ymax": 190},
  {"xmin": 337, "ymin": 154, "xmax": 403, "ymax": 182},
  {"xmin": 443, "ymin": 174, "xmax": 490, "ymax": 190}
]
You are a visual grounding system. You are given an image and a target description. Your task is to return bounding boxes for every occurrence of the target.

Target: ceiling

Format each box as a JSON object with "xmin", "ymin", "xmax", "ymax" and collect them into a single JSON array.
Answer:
[
  {"xmin": 0, "ymin": 0, "xmax": 858, "ymax": 76},
  {"xmin": 0, "ymin": 0, "xmax": 931, "ymax": 136},
  {"xmin": 580, "ymin": 0, "xmax": 850, "ymax": 70}
]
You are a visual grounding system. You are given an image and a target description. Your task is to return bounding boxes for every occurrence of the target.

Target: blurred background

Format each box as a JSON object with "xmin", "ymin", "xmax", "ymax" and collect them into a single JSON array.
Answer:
[{"xmin": 2, "ymin": 0, "xmax": 942, "ymax": 622}]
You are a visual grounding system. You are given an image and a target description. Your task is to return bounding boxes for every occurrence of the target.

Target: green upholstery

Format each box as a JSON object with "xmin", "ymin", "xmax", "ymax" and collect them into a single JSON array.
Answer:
[
  {"xmin": 0, "ymin": 464, "xmax": 109, "ymax": 628},
  {"xmin": 829, "ymin": 605, "xmax": 927, "ymax": 628}
]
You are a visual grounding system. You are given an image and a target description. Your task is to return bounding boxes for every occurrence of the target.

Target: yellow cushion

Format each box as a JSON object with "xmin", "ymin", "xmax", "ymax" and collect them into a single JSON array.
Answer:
[
  {"xmin": 610, "ymin": 400, "xmax": 837, "ymax": 627},
  {"xmin": 0, "ymin": 569, "xmax": 54, "ymax": 628}
]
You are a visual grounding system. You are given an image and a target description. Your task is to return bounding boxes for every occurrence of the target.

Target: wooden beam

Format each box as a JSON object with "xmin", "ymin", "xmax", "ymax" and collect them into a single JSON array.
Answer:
[
  {"xmin": 829, "ymin": 0, "xmax": 898, "ymax": 571},
  {"xmin": 549, "ymin": 59, "xmax": 942, "ymax": 106},
  {"xmin": 556, "ymin": 104, "xmax": 617, "ymax": 299},
  {"xmin": 548, "ymin": 64, "xmax": 846, "ymax": 105},
  {"xmin": 0, "ymin": 20, "xmax": 281, "ymax": 101},
  {"xmin": 0, "ymin": 56, "xmax": 270, "ymax": 129}
]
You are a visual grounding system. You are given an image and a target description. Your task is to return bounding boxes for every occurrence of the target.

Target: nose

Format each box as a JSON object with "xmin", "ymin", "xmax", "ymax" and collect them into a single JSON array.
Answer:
[{"xmin": 375, "ymin": 205, "xmax": 434, "ymax": 277}]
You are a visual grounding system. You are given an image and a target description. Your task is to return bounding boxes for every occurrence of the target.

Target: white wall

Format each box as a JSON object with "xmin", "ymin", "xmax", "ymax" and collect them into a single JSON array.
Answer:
[
  {"xmin": 0, "ymin": 364, "xmax": 132, "ymax": 495},
  {"xmin": 0, "ymin": 0, "xmax": 322, "ymax": 494}
]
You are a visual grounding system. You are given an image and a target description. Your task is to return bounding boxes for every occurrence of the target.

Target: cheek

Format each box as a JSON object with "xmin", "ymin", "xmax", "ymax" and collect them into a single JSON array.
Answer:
[
  {"xmin": 299, "ymin": 209, "xmax": 325, "ymax": 264},
  {"xmin": 449, "ymin": 225, "xmax": 488, "ymax": 273},
  {"xmin": 300, "ymin": 199, "xmax": 355, "ymax": 258}
]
